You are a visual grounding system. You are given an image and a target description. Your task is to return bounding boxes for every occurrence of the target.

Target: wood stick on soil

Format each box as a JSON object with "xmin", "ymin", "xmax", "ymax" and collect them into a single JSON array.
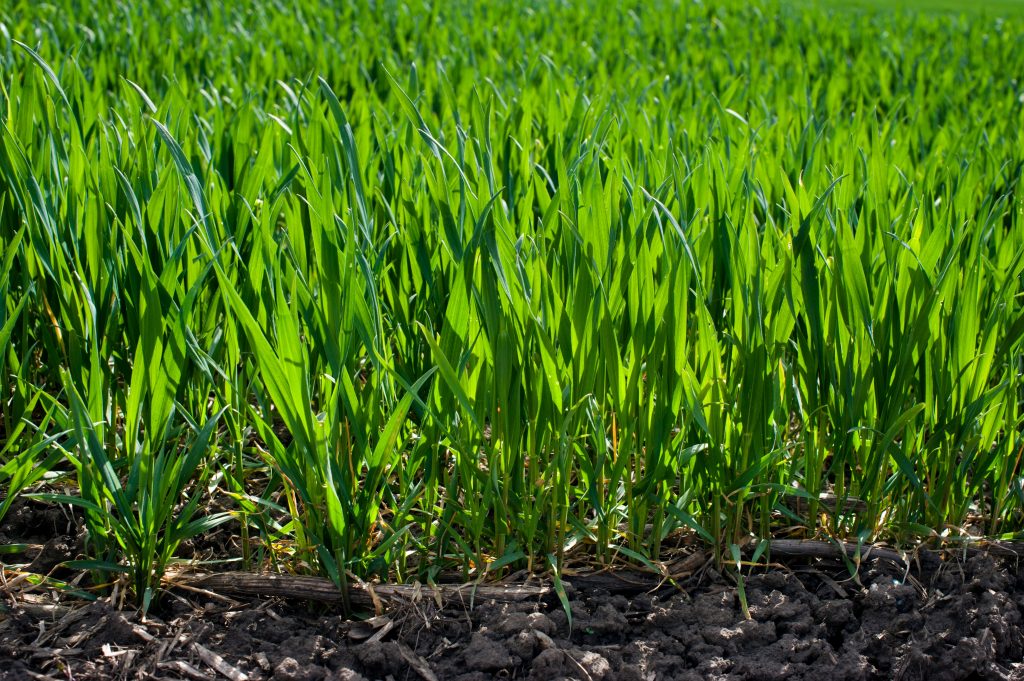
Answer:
[
  {"xmin": 185, "ymin": 573, "xmax": 550, "ymax": 607},
  {"xmin": 397, "ymin": 643, "xmax": 439, "ymax": 681},
  {"xmin": 961, "ymin": 541, "xmax": 1024, "ymax": 558},
  {"xmin": 192, "ymin": 641, "xmax": 249, "ymax": 681},
  {"xmin": 763, "ymin": 539, "xmax": 907, "ymax": 566},
  {"xmin": 159, "ymin": 660, "xmax": 215, "ymax": 681}
]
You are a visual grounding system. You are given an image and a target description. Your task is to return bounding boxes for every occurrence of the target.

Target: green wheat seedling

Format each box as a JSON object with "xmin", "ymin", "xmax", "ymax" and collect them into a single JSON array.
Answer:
[{"xmin": 33, "ymin": 372, "xmax": 229, "ymax": 613}]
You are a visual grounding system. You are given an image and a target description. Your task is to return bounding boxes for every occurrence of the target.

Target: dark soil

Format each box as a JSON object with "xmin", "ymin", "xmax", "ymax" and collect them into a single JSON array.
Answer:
[{"xmin": 4, "ymin": 503, "xmax": 1024, "ymax": 679}]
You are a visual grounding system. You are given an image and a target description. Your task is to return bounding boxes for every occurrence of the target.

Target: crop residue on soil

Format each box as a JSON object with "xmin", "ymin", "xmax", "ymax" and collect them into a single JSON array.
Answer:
[{"xmin": 3, "ymin": 554, "xmax": 1024, "ymax": 680}]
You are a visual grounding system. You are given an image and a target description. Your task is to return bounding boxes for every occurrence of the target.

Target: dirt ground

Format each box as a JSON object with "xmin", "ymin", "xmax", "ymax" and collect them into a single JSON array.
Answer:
[{"xmin": 3, "ymin": 500, "xmax": 1024, "ymax": 680}]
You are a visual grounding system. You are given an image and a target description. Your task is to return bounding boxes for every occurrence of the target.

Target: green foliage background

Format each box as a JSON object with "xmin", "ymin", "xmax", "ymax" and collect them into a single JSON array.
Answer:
[{"xmin": 0, "ymin": 0, "xmax": 1022, "ymax": 598}]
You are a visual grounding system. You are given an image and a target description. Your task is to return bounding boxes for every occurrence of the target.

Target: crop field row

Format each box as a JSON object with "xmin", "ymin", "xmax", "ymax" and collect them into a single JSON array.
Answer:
[{"xmin": 1, "ymin": 0, "xmax": 1023, "ymax": 609}]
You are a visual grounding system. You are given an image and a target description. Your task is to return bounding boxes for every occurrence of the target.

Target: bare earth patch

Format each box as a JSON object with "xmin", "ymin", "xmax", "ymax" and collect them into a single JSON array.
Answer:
[{"xmin": 3, "ymin": 550, "xmax": 1024, "ymax": 681}]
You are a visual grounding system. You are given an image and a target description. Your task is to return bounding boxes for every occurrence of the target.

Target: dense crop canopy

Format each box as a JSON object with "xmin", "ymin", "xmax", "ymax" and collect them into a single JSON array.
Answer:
[{"xmin": 0, "ymin": 0, "xmax": 1022, "ymax": 603}]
